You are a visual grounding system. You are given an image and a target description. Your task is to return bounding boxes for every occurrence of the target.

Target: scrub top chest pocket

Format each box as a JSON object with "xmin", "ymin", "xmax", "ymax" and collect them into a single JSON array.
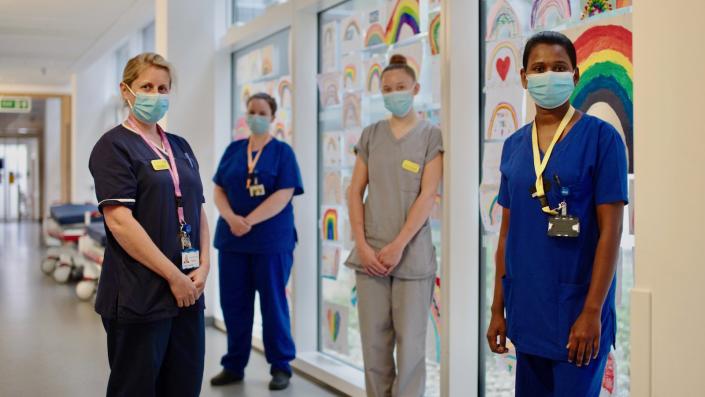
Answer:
[{"xmin": 399, "ymin": 140, "xmax": 426, "ymax": 193}]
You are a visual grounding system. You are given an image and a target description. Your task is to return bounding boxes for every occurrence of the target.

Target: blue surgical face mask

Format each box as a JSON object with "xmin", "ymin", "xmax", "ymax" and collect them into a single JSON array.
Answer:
[
  {"xmin": 247, "ymin": 115, "xmax": 271, "ymax": 135},
  {"xmin": 383, "ymin": 90, "xmax": 415, "ymax": 118},
  {"xmin": 125, "ymin": 84, "xmax": 169, "ymax": 124},
  {"xmin": 526, "ymin": 71, "xmax": 576, "ymax": 110}
]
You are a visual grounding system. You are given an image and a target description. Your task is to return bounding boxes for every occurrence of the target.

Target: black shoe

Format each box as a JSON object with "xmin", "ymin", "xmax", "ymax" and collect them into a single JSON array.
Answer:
[
  {"xmin": 210, "ymin": 369, "xmax": 244, "ymax": 386},
  {"xmin": 268, "ymin": 369, "xmax": 291, "ymax": 391}
]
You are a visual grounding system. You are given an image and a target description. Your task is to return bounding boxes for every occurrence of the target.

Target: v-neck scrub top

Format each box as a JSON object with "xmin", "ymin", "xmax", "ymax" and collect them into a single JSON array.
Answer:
[
  {"xmin": 498, "ymin": 114, "xmax": 628, "ymax": 361},
  {"xmin": 213, "ymin": 138, "xmax": 304, "ymax": 254},
  {"xmin": 345, "ymin": 119, "xmax": 443, "ymax": 279},
  {"xmin": 89, "ymin": 124, "xmax": 205, "ymax": 322}
]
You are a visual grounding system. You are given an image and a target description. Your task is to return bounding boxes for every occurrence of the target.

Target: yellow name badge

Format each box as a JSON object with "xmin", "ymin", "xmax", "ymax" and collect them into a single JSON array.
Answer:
[
  {"xmin": 402, "ymin": 160, "xmax": 421, "ymax": 174},
  {"xmin": 151, "ymin": 159, "xmax": 170, "ymax": 171}
]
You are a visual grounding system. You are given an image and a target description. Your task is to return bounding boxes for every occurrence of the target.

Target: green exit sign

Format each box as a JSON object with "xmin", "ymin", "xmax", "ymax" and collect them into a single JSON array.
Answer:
[{"xmin": 0, "ymin": 97, "xmax": 32, "ymax": 113}]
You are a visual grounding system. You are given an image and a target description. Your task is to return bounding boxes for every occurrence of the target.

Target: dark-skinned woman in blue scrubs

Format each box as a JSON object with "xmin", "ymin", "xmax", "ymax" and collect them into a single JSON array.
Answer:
[
  {"xmin": 210, "ymin": 93, "xmax": 303, "ymax": 391},
  {"xmin": 89, "ymin": 53, "xmax": 209, "ymax": 397},
  {"xmin": 486, "ymin": 32, "xmax": 628, "ymax": 397}
]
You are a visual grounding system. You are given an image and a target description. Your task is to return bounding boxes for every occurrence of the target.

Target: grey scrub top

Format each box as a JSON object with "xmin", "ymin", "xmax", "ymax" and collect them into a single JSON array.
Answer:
[{"xmin": 345, "ymin": 119, "xmax": 443, "ymax": 279}]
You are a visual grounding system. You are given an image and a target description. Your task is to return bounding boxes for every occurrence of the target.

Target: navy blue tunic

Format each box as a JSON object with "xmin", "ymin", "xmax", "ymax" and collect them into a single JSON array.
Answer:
[{"xmin": 89, "ymin": 124, "xmax": 205, "ymax": 322}]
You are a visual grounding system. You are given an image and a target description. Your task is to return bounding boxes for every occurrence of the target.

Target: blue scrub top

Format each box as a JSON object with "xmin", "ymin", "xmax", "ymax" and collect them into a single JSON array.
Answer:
[
  {"xmin": 498, "ymin": 114, "xmax": 628, "ymax": 361},
  {"xmin": 89, "ymin": 125, "xmax": 205, "ymax": 322},
  {"xmin": 213, "ymin": 138, "xmax": 303, "ymax": 254}
]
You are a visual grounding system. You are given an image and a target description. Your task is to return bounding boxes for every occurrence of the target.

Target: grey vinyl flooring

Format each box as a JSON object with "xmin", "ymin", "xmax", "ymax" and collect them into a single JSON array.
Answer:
[{"xmin": 0, "ymin": 222, "xmax": 342, "ymax": 397}]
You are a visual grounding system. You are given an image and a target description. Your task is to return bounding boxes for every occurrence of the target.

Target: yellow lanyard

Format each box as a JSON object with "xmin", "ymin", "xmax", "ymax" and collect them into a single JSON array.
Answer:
[
  {"xmin": 531, "ymin": 106, "xmax": 575, "ymax": 215},
  {"xmin": 246, "ymin": 137, "xmax": 268, "ymax": 188}
]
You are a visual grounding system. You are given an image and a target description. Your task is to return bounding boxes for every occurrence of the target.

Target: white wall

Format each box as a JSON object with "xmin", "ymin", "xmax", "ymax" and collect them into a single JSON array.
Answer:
[
  {"xmin": 631, "ymin": 1, "xmax": 705, "ymax": 396},
  {"xmin": 43, "ymin": 98, "xmax": 62, "ymax": 216}
]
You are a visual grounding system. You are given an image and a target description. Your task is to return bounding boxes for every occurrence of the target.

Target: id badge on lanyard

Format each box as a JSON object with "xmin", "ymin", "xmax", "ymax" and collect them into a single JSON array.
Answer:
[
  {"xmin": 126, "ymin": 117, "xmax": 200, "ymax": 269},
  {"xmin": 530, "ymin": 107, "xmax": 580, "ymax": 238},
  {"xmin": 246, "ymin": 137, "xmax": 269, "ymax": 198}
]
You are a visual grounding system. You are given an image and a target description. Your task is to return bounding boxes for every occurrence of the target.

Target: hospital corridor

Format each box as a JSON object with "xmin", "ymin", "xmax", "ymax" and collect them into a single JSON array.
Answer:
[{"xmin": 0, "ymin": 1, "xmax": 703, "ymax": 397}]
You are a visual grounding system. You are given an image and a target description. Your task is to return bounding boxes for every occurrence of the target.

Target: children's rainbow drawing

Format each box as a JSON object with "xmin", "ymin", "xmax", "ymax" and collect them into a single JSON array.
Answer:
[
  {"xmin": 485, "ymin": 0, "xmax": 521, "ymax": 40},
  {"xmin": 385, "ymin": 0, "xmax": 420, "ymax": 45},
  {"xmin": 366, "ymin": 62, "xmax": 383, "ymax": 94},
  {"xmin": 530, "ymin": 0, "xmax": 572, "ymax": 29},
  {"xmin": 342, "ymin": 93, "xmax": 362, "ymax": 129},
  {"xmin": 327, "ymin": 308, "xmax": 341, "ymax": 341},
  {"xmin": 343, "ymin": 64, "xmax": 357, "ymax": 89},
  {"xmin": 488, "ymin": 194, "xmax": 502, "ymax": 227},
  {"xmin": 485, "ymin": 40, "xmax": 521, "ymax": 82},
  {"xmin": 570, "ymin": 24, "xmax": 633, "ymax": 171},
  {"xmin": 429, "ymin": 276, "xmax": 441, "ymax": 363},
  {"xmin": 322, "ymin": 208, "xmax": 339, "ymax": 241},
  {"xmin": 317, "ymin": 72, "xmax": 341, "ymax": 108},
  {"xmin": 278, "ymin": 79, "xmax": 292, "ymax": 108},
  {"xmin": 274, "ymin": 121, "xmax": 286, "ymax": 141},
  {"xmin": 581, "ymin": 0, "xmax": 614, "ymax": 19},
  {"xmin": 364, "ymin": 23, "xmax": 386, "ymax": 47},
  {"xmin": 487, "ymin": 102, "xmax": 519, "ymax": 139},
  {"xmin": 343, "ymin": 18, "xmax": 362, "ymax": 41},
  {"xmin": 429, "ymin": 12, "xmax": 441, "ymax": 56}
]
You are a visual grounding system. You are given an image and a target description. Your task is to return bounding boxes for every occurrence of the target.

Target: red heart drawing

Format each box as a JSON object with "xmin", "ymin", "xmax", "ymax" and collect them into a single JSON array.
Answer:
[{"xmin": 496, "ymin": 56, "xmax": 511, "ymax": 81}]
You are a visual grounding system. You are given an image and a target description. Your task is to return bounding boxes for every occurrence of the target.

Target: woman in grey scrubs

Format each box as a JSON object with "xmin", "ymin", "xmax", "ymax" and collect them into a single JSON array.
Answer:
[{"xmin": 346, "ymin": 54, "xmax": 443, "ymax": 397}]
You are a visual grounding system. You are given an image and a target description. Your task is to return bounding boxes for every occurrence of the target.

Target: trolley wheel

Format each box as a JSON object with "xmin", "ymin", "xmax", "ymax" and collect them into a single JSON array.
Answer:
[
  {"xmin": 76, "ymin": 280, "xmax": 96, "ymax": 301},
  {"xmin": 41, "ymin": 258, "xmax": 58, "ymax": 275},
  {"xmin": 53, "ymin": 265, "xmax": 72, "ymax": 284}
]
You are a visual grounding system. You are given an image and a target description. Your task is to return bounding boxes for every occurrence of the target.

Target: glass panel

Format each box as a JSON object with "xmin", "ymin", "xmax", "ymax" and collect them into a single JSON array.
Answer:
[
  {"xmin": 231, "ymin": 28, "xmax": 292, "ymax": 340},
  {"xmin": 479, "ymin": 2, "xmax": 634, "ymax": 396},
  {"xmin": 232, "ymin": 0, "xmax": 287, "ymax": 25},
  {"xmin": 317, "ymin": 1, "xmax": 443, "ymax": 395}
]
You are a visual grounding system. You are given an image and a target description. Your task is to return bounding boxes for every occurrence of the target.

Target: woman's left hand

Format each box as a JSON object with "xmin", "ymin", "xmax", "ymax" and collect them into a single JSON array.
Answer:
[
  {"xmin": 188, "ymin": 265, "xmax": 210, "ymax": 298},
  {"xmin": 377, "ymin": 241, "xmax": 404, "ymax": 275},
  {"xmin": 567, "ymin": 309, "xmax": 601, "ymax": 367}
]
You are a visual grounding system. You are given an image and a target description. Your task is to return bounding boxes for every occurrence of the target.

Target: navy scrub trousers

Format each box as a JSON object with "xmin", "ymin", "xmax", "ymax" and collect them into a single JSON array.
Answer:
[{"xmin": 218, "ymin": 251, "xmax": 296, "ymax": 376}]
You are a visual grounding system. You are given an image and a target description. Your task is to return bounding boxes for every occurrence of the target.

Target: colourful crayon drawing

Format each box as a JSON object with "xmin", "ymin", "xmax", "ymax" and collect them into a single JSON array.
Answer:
[
  {"xmin": 278, "ymin": 78, "xmax": 292, "ymax": 109},
  {"xmin": 342, "ymin": 92, "xmax": 362, "ymax": 129},
  {"xmin": 485, "ymin": 0, "xmax": 521, "ymax": 40},
  {"xmin": 581, "ymin": 0, "xmax": 614, "ymax": 19},
  {"xmin": 317, "ymin": 72, "xmax": 341, "ymax": 108},
  {"xmin": 366, "ymin": 62, "xmax": 383, "ymax": 94},
  {"xmin": 274, "ymin": 121, "xmax": 287, "ymax": 141},
  {"xmin": 385, "ymin": 0, "xmax": 420, "ymax": 45},
  {"xmin": 327, "ymin": 308, "xmax": 341, "ymax": 341},
  {"xmin": 429, "ymin": 12, "xmax": 441, "ymax": 56},
  {"xmin": 322, "ymin": 208, "xmax": 339, "ymax": 241},
  {"xmin": 342, "ymin": 17, "xmax": 362, "ymax": 54},
  {"xmin": 530, "ymin": 0, "xmax": 572, "ymax": 29},
  {"xmin": 365, "ymin": 23, "xmax": 386, "ymax": 47},
  {"xmin": 486, "ymin": 40, "xmax": 521, "ymax": 82},
  {"xmin": 343, "ymin": 64, "xmax": 358, "ymax": 90},
  {"xmin": 569, "ymin": 23, "xmax": 633, "ymax": 171},
  {"xmin": 487, "ymin": 102, "xmax": 519, "ymax": 139}
]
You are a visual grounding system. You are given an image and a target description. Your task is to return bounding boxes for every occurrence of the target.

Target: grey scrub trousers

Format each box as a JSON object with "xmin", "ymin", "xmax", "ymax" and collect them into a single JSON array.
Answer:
[{"xmin": 345, "ymin": 119, "xmax": 443, "ymax": 397}]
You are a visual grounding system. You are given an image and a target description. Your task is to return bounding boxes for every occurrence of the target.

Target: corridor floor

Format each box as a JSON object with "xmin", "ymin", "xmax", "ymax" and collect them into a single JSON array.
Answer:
[{"xmin": 0, "ymin": 222, "xmax": 340, "ymax": 397}]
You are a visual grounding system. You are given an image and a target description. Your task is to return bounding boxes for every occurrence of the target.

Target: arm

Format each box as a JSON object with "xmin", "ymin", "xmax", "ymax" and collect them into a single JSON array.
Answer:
[
  {"xmin": 568, "ymin": 202, "xmax": 624, "ymax": 366},
  {"xmin": 214, "ymin": 184, "xmax": 250, "ymax": 236},
  {"xmin": 486, "ymin": 207, "xmax": 510, "ymax": 354},
  {"xmin": 348, "ymin": 157, "xmax": 387, "ymax": 276},
  {"xmin": 103, "ymin": 205, "xmax": 198, "ymax": 307},
  {"xmin": 245, "ymin": 188, "xmax": 295, "ymax": 226},
  {"xmin": 188, "ymin": 206, "xmax": 210, "ymax": 298},
  {"xmin": 377, "ymin": 154, "xmax": 443, "ymax": 273}
]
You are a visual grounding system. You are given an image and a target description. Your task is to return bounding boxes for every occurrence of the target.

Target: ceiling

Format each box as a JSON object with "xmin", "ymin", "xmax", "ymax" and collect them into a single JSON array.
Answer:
[{"xmin": 0, "ymin": 0, "xmax": 141, "ymax": 86}]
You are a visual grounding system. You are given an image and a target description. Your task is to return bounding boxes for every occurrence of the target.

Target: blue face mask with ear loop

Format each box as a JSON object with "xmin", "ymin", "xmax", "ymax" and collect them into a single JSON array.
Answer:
[
  {"xmin": 247, "ymin": 115, "xmax": 271, "ymax": 135},
  {"xmin": 526, "ymin": 71, "xmax": 576, "ymax": 109},
  {"xmin": 383, "ymin": 90, "xmax": 415, "ymax": 117},
  {"xmin": 124, "ymin": 83, "xmax": 170, "ymax": 124}
]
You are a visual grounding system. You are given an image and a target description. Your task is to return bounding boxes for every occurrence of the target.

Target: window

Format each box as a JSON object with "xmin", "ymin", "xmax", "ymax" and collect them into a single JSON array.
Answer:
[
  {"xmin": 479, "ymin": 1, "xmax": 634, "ymax": 396},
  {"xmin": 317, "ymin": 1, "xmax": 443, "ymax": 395},
  {"xmin": 231, "ymin": 28, "xmax": 292, "ymax": 340},
  {"xmin": 232, "ymin": 0, "xmax": 287, "ymax": 25}
]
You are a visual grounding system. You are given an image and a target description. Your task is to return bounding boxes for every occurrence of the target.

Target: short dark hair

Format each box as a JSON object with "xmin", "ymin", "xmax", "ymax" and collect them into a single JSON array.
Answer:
[
  {"xmin": 522, "ymin": 31, "xmax": 577, "ymax": 70},
  {"xmin": 247, "ymin": 92, "xmax": 277, "ymax": 117},
  {"xmin": 382, "ymin": 54, "xmax": 417, "ymax": 81}
]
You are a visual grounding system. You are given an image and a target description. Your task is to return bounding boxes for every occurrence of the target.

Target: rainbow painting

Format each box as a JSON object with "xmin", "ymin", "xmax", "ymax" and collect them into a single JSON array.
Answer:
[
  {"xmin": 278, "ymin": 78, "xmax": 292, "ymax": 109},
  {"xmin": 385, "ymin": 0, "xmax": 420, "ymax": 45},
  {"xmin": 485, "ymin": 0, "xmax": 521, "ymax": 40},
  {"xmin": 366, "ymin": 62, "xmax": 382, "ymax": 94},
  {"xmin": 322, "ymin": 208, "xmax": 339, "ymax": 241},
  {"xmin": 343, "ymin": 64, "xmax": 357, "ymax": 90},
  {"xmin": 569, "ymin": 23, "xmax": 633, "ymax": 171},
  {"xmin": 581, "ymin": 0, "xmax": 614, "ymax": 19},
  {"xmin": 429, "ymin": 12, "xmax": 441, "ymax": 56},
  {"xmin": 487, "ymin": 102, "xmax": 519, "ymax": 140},
  {"xmin": 485, "ymin": 40, "xmax": 521, "ymax": 82},
  {"xmin": 274, "ymin": 121, "xmax": 286, "ymax": 141},
  {"xmin": 364, "ymin": 23, "xmax": 386, "ymax": 48},
  {"xmin": 530, "ymin": 0, "xmax": 572, "ymax": 29}
]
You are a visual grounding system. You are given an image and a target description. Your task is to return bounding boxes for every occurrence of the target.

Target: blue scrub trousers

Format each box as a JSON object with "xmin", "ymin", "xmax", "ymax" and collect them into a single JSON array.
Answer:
[
  {"xmin": 515, "ymin": 351, "xmax": 608, "ymax": 397},
  {"xmin": 101, "ymin": 309, "xmax": 205, "ymax": 397},
  {"xmin": 218, "ymin": 251, "xmax": 296, "ymax": 376}
]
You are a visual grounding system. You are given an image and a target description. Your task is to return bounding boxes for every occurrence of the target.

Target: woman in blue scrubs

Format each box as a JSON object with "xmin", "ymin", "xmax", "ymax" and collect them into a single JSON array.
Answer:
[
  {"xmin": 486, "ymin": 32, "xmax": 628, "ymax": 397},
  {"xmin": 89, "ymin": 53, "xmax": 209, "ymax": 397},
  {"xmin": 210, "ymin": 93, "xmax": 303, "ymax": 391}
]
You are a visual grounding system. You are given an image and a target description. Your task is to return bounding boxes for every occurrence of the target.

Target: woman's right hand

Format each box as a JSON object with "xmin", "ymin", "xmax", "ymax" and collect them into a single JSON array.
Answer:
[
  {"xmin": 169, "ymin": 272, "xmax": 198, "ymax": 308},
  {"xmin": 227, "ymin": 215, "xmax": 251, "ymax": 237},
  {"xmin": 358, "ymin": 243, "xmax": 387, "ymax": 277},
  {"xmin": 486, "ymin": 310, "xmax": 509, "ymax": 354}
]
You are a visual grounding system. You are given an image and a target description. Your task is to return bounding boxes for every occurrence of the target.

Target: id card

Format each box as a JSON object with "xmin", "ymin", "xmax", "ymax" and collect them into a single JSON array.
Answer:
[
  {"xmin": 547, "ymin": 215, "xmax": 580, "ymax": 238},
  {"xmin": 402, "ymin": 160, "xmax": 421, "ymax": 174},
  {"xmin": 151, "ymin": 159, "xmax": 170, "ymax": 171},
  {"xmin": 249, "ymin": 184, "xmax": 266, "ymax": 197},
  {"xmin": 181, "ymin": 249, "xmax": 200, "ymax": 270}
]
